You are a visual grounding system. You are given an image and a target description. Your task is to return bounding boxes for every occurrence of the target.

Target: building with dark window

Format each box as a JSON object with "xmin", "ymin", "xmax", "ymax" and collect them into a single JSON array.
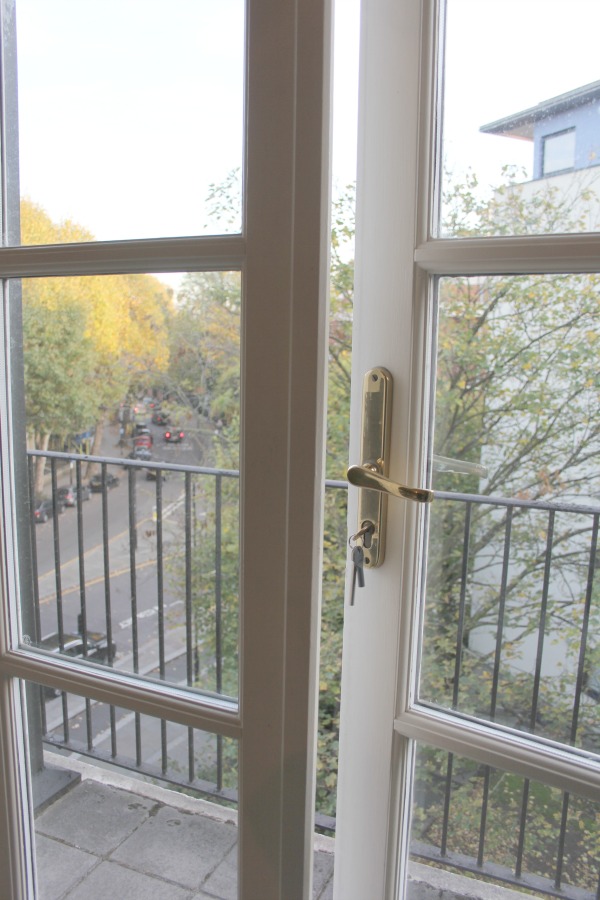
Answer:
[{"xmin": 481, "ymin": 79, "xmax": 600, "ymax": 179}]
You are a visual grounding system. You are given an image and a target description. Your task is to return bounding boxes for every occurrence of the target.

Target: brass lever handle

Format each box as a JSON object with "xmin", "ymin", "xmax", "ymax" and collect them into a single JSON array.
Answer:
[{"xmin": 347, "ymin": 464, "xmax": 434, "ymax": 504}]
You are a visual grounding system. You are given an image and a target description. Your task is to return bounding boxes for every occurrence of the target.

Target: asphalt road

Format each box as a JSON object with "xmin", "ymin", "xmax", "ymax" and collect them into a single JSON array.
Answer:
[
  {"xmin": 29, "ymin": 416, "xmax": 231, "ymax": 690},
  {"xmin": 25, "ymin": 413, "xmax": 241, "ymax": 770}
]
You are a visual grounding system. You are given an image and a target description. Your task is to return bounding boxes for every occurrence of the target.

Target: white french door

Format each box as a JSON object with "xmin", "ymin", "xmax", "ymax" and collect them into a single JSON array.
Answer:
[
  {"xmin": 335, "ymin": 0, "xmax": 600, "ymax": 897},
  {"xmin": 0, "ymin": 2, "xmax": 332, "ymax": 898}
]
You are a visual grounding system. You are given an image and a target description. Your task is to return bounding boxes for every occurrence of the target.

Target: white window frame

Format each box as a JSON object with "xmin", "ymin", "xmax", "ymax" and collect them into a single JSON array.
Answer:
[
  {"xmin": 334, "ymin": 1, "xmax": 600, "ymax": 896},
  {"xmin": 0, "ymin": 2, "xmax": 333, "ymax": 898}
]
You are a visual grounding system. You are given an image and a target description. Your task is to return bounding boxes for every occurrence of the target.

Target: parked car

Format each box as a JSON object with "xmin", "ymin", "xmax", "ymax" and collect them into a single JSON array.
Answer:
[
  {"xmin": 39, "ymin": 629, "xmax": 117, "ymax": 697},
  {"xmin": 89, "ymin": 473, "xmax": 120, "ymax": 492},
  {"xmin": 134, "ymin": 422, "xmax": 151, "ymax": 435},
  {"xmin": 133, "ymin": 433, "xmax": 153, "ymax": 448},
  {"xmin": 164, "ymin": 428, "xmax": 185, "ymax": 443},
  {"xmin": 57, "ymin": 484, "xmax": 92, "ymax": 506},
  {"xmin": 151, "ymin": 411, "xmax": 170, "ymax": 426},
  {"xmin": 33, "ymin": 497, "xmax": 65, "ymax": 523},
  {"xmin": 133, "ymin": 446, "xmax": 152, "ymax": 461},
  {"xmin": 40, "ymin": 629, "xmax": 116, "ymax": 661}
]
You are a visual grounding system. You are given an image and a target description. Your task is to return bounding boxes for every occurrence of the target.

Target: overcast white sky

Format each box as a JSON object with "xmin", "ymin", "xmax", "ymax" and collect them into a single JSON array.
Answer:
[{"xmin": 14, "ymin": 0, "xmax": 600, "ymax": 244}]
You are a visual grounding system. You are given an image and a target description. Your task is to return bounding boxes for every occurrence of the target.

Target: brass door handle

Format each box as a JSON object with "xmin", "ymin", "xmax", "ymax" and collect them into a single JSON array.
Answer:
[
  {"xmin": 347, "ymin": 465, "xmax": 434, "ymax": 504},
  {"xmin": 349, "ymin": 367, "xmax": 433, "ymax": 568}
]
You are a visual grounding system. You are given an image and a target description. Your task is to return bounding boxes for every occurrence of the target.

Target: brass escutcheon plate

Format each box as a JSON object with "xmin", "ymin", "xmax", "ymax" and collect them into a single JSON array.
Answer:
[{"xmin": 356, "ymin": 367, "xmax": 392, "ymax": 567}]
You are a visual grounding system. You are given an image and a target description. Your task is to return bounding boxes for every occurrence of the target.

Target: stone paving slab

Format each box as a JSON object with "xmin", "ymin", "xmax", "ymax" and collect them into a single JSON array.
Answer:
[
  {"xmin": 34, "ymin": 768, "xmax": 335, "ymax": 899},
  {"xmin": 313, "ymin": 850, "xmax": 335, "ymax": 898},
  {"xmin": 201, "ymin": 844, "xmax": 237, "ymax": 899},
  {"xmin": 63, "ymin": 860, "xmax": 195, "ymax": 900},
  {"xmin": 36, "ymin": 834, "xmax": 98, "ymax": 900},
  {"xmin": 111, "ymin": 803, "xmax": 238, "ymax": 891},
  {"xmin": 36, "ymin": 781, "xmax": 155, "ymax": 856}
]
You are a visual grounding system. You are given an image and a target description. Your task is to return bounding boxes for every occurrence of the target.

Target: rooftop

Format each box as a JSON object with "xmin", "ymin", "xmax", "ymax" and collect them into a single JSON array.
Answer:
[{"xmin": 480, "ymin": 79, "xmax": 600, "ymax": 140}]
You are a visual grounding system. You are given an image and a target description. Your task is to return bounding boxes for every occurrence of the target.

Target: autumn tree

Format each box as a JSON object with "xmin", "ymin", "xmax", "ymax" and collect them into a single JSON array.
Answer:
[{"xmin": 20, "ymin": 199, "xmax": 172, "ymax": 492}]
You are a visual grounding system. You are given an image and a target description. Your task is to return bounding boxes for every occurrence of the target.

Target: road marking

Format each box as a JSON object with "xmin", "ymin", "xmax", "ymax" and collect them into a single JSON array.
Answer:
[
  {"xmin": 153, "ymin": 494, "xmax": 186, "ymax": 521},
  {"xmin": 36, "ymin": 492, "xmax": 186, "ymax": 582},
  {"xmin": 118, "ymin": 598, "xmax": 183, "ymax": 630},
  {"xmin": 38, "ymin": 555, "xmax": 176, "ymax": 606}
]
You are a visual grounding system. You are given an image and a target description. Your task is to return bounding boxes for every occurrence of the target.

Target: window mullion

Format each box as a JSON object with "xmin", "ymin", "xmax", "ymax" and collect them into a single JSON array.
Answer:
[
  {"xmin": 415, "ymin": 232, "xmax": 600, "ymax": 275},
  {"xmin": 0, "ymin": 234, "xmax": 246, "ymax": 279}
]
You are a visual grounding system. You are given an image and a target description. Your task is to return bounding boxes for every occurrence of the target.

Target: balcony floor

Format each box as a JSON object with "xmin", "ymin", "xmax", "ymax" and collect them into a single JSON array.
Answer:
[{"xmin": 35, "ymin": 755, "xmax": 334, "ymax": 899}]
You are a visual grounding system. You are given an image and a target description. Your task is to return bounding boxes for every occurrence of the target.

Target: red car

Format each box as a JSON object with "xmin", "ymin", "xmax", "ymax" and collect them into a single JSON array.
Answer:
[
  {"xmin": 133, "ymin": 433, "xmax": 153, "ymax": 448},
  {"xmin": 164, "ymin": 428, "xmax": 184, "ymax": 443}
]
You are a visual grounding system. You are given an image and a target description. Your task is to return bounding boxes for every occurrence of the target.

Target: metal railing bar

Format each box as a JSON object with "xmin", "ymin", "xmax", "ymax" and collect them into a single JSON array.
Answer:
[
  {"xmin": 188, "ymin": 725, "xmax": 195, "ymax": 784},
  {"xmin": 477, "ymin": 766, "xmax": 491, "ymax": 868},
  {"xmin": 555, "ymin": 791, "xmax": 570, "ymax": 890},
  {"xmin": 515, "ymin": 778, "xmax": 530, "ymax": 879},
  {"xmin": 61, "ymin": 693, "xmax": 69, "ymax": 743},
  {"xmin": 215, "ymin": 474, "xmax": 223, "ymax": 792},
  {"xmin": 435, "ymin": 489, "xmax": 600, "ymax": 517},
  {"xmin": 27, "ymin": 450, "xmax": 600, "ymax": 516},
  {"xmin": 28, "ymin": 456, "xmax": 46, "ymax": 733},
  {"xmin": 156, "ymin": 473, "xmax": 165, "ymax": 682},
  {"xmin": 440, "ymin": 751, "xmax": 454, "ymax": 857},
  {"xmin": 161, "ymin": 719, "xmax": 168, "ymax": 776},
  {"xmin": 185, "ymin": 473, "xmax": 193, "ymax": 688},
  {"xmin": 74, "ymin": 460, "xmax": 93, "ymax": 750},
  {"xmin": 127, "ymin": 467, "xmax": 142, "ymax": 767},
  {"xmin": 530, "ymin": 509, "xmax": 555, "ymax": 732},
  {"xmin": 75, "ymin": 460, "xmax": 88, "ymax": 657},
  {"xmin": 51, "ymin": 457, "xmax": 71, "ymax": 737},
  {"xmin": 86, "ymin": 701, "xmax": 93, "ymax": 752},
  {"xmin": 100, "ymin": 462, "xmax": 117, "ymax": 759},
  {"xmin": 490, "ymin": 507, "xmax": 513, "ymax": 719},
  {"xmin": 478, "ymin": 509, "xmax": 514, "ymax": 868},
  {"xmin": 515, "ymin": 508, "xmax": 558, "ymax": 873},
  {"xmin": 185, "ymin": 474, "xmax": 195, "ymax": 782},
  {"xmin": 50, "ymin": 460, "xmax": 64, "ymax": 650},
  {"xmin": 42, "ymin": 733, "xmax": 239, "ymax": 804},
  {"xmin": 155, "ymin": 473, "xmax": 168, "ymax": 776},
  {"xmin": 128, "ymin": 468, "xmax": 139, "ymax": 676},
  {"xmin": 452, "ymin": 502, "xmax": 471, "ymax": 709},
  {"xmin": 571, "ymin": 514, "xmax": 599, "ymax": 746},
  {"xmin": 28, "ymin": 448, "xmax": 240, "ymax": 479}
]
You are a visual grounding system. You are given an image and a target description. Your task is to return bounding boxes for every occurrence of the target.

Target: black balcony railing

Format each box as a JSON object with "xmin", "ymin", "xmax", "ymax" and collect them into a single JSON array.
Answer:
[{"xmin": 25, "ymin": 450, "xmax": 600, "ymax": 897}]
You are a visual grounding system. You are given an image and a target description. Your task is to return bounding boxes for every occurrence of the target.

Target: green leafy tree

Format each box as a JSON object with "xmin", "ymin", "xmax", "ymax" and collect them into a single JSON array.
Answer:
[
  {"xmin": 411, "ymin": 168, "xmax": 600, "ymax": 890},
  {"xmin": 23, "ymin": 297, "xmax": 98, "ymax": 494},
  {"xmin": 164, "ymin": 271, "xmax": 241, "ymax": 429},
  {"xmin": 423, "ymin": 171, "xmax": 600, "ymax": 722}
]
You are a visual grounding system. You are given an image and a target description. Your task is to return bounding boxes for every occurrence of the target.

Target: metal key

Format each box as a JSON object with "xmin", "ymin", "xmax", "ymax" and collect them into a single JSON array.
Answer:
[{"xmin": 350, "ymin": 544, "xmax": 365, "ymax": 606}]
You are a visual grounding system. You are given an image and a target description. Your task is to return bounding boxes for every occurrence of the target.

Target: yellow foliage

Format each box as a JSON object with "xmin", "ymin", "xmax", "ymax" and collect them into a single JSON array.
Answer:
[{"xmin": 20, "ymin": 199, "xmax": 172, "ymax": 386}]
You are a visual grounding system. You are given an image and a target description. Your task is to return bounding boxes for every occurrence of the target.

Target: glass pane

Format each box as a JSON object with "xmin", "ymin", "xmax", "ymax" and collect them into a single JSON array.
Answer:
[
  {"xmin": 26, "ymin": 681, "xmax": 239, "ymax": 898},
  {"xmin": 420, "ymin": 274, "xmax": 600, "ymax": 750},
  {"xmin": 408, "ymin": 742, "xmax": 600, "ymax": 898},
  {"xmin": 16, "ymin": 0, "xmax": 244, "ymax": 243},
  {"xmin": 440, "ymin": 0, "xmax": 600, "ymax": 237},
  {"xmin": 18, "ymin": 270, "xmax": 241, "ymax": 701}
]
